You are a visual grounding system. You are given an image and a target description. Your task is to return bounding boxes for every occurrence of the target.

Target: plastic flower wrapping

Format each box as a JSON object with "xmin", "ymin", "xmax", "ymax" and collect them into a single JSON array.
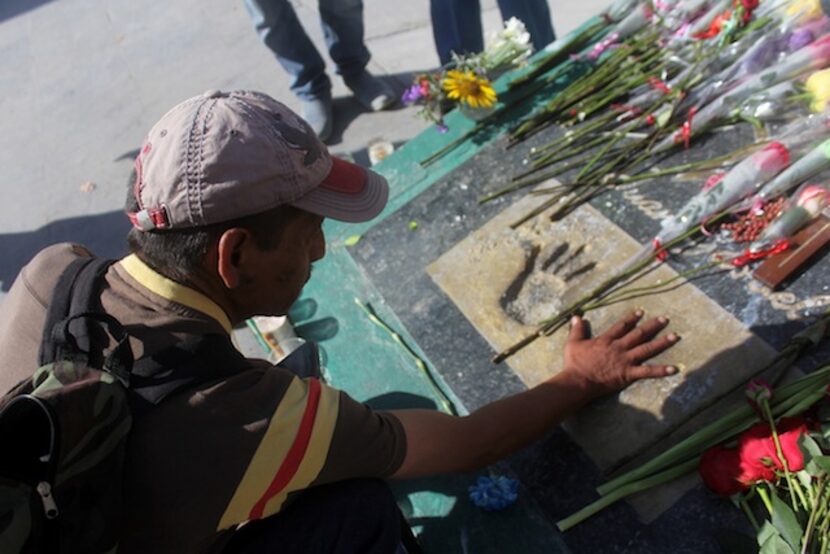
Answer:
[
  {"xmin": 449, "ymin": 0, "xmax": 830, "ymax": 545},
  {"xmin": 751, "ymin": 183, "xmax": 830, "ymax": 250}
]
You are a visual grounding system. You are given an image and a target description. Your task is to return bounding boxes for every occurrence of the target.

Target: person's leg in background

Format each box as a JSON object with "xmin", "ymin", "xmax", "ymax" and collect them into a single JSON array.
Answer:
[
  {"xmin": 429, "ymin": 0, "xmax": 484, "ymax": 66},
  {"xmin": 317, "ymin": 0, "xmax": 394, "ymax": 111},
  {"xmin": 224, "ymin": 479, "xmax": 405, "ymax": 554},
  {"xmin": 243, "ymin": 0, "xmax": 334, "ymax": 140},
  {"xmin": 496, "ymin": 0, "xmax": 556, "ymax": 51}
]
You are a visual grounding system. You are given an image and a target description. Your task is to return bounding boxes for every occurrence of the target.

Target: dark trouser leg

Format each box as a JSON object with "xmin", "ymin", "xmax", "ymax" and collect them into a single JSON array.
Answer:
[
  {"xmin": 318, "ymin": 0, "xmax": 371, "ymax": 80},
  {"xmin": 243, "ymin": 0, "xmax": 331, "ymax": 101},
  {"xmin": 224, "ymin": 479, "xmax": 402, "ymax": 554},
  {"xmin": 430, "ymin": 0, "xmax": 484, "ymax": 66}
]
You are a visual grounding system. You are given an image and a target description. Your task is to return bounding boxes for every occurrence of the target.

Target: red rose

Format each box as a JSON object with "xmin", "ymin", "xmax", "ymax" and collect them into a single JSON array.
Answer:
[
  {"xmin": 699, "ymin": 446, "xmax": 747, "ymax": 496},
  {"xmin": 776, "ymin": 417, "xmax": 808, "ymax": 472},
  {"xmin": 737, "ymin": 418, "xmax": 808, "ymax": 483}
]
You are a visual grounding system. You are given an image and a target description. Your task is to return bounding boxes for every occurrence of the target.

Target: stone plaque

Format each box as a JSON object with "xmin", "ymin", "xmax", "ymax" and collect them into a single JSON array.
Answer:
[{"xmin": 427, "ymin": 188, "xmax": 778, "ymax": 475}]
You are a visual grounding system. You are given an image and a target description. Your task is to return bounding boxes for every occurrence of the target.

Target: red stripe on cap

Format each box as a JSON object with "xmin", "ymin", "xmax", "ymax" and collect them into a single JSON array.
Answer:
[
  {"xmin": 248, "ymin": 378, "xmax": 322, "ymax": 520},
  {"xmin": 320, "ymin": 157, "xmax": 367, "ymax": 194}
]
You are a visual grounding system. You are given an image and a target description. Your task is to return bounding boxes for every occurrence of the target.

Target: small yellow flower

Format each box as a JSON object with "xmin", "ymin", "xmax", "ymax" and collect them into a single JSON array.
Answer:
[
  {"xmin": 786, "ymin": 0, "xmax": 823, "ymax": 22},
  {"xmin": 442, "ymin": 70, "xmax": 497, "ymax": 109},
  {"xmin": 806, "ymin": 68, "xmax": 830, "ymax": 112}
]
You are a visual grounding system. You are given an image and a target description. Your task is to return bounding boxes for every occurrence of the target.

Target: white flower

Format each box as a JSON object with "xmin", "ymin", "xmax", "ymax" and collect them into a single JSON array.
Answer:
[{"xmin": 483, "ymin": 17, "xmax": 533, "ymax": 71}]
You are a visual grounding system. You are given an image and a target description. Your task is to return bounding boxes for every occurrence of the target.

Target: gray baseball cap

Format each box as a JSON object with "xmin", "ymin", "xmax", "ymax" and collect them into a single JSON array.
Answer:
[{"xmin": 127, "ymin": 90, "xmax": 389, "ymax": 231}]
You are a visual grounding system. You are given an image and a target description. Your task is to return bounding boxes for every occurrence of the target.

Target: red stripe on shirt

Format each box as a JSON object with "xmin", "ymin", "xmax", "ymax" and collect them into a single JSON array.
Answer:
[{"xmin": 248, "ymin": 378, "xmax": 322, "ymax": 520}]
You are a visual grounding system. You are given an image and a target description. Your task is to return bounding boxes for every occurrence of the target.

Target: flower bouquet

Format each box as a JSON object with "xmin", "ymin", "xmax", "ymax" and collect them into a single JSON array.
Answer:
[
  {"xmin": 402, "ymin": 17, "xmax": 533, "ymax": 130},
  {"xmin": 697, "ymin": 380, "xmax": 830, "ymax": 553},
  {"xmin": 553, "ymin": 311, "xmax": 830, "ymax": 539}
]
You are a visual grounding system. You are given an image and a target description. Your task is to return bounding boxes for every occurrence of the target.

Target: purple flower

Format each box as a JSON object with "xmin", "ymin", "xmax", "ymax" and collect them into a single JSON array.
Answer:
[
  {"xmin": 468, "ymin": 475, "xmax": 518, "ymax": 511},
  {"xmin": 741, "ymin": 38, "xmax": 779, "ymax": 74},
  {"xmin": 401, "ymin": 84, "xmax": 424, "ymax": 105},
  {"xmin": 436, "ymin": 123, "xmax": 449, "ymax": 134},
  {"xmin": 787, "ymin": 29, "xmax": 814, "ymax": 52}
]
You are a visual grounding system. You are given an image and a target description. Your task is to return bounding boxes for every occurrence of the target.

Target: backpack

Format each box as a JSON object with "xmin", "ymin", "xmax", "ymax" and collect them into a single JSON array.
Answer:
[{"xmin": 0, "ymin": 256, "xmax": 250, "ymax": 553}]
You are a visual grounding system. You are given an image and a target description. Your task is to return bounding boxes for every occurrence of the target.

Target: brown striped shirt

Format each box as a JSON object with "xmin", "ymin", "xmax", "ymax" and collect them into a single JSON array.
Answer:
[{"xmin": 0, "ymin": 244, "xmax": 407, "ymax": 553}]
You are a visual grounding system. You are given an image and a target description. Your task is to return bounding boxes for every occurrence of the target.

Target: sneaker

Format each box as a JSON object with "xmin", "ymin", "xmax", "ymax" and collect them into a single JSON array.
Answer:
[
  {"xmin": 301, "ymin": 95, "xmax": 333, "ymax": 142},
  {"xmin": 344, "ymin": 71, "xmax": 396, "ymax": 112}
]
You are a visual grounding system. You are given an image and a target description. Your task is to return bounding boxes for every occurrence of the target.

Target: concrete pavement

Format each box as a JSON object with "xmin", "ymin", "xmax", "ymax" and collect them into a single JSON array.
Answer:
[{"xmin": 0, "ymin": 0, "xmax": 607, "ymax": 297}]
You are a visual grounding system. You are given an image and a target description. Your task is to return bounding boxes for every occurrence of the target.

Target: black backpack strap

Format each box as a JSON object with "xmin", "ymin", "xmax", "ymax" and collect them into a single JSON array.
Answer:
[
  {"xmin": 38, "ymin": 256, "xmax": 134, "ymax": 383},
  {"xmin": 129, "ymin": 334, "xmax": 250, "ymax": 414},
  {"xmin": 38, "ymin": 256, "xmax": 95, "ymax": 366}
]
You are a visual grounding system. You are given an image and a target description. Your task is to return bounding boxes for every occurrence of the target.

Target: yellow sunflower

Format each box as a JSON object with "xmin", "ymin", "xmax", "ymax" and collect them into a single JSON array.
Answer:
[{"xmin": 442, "ymin": 70, "xmax": 497, "ymax": 109}]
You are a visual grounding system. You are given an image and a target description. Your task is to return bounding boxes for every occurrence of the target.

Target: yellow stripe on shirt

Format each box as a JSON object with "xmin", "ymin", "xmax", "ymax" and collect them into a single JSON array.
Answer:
[
  {"xmin": 119, "ymin": 254, "xmax": 232, "ymax": 333},
  {"xmin": 259, "ymin": 382, "xmax": 339, "ymax": 517},
  {"xmin": 217, "ymin": 378, "xmax": 339, "ymax": 529}
]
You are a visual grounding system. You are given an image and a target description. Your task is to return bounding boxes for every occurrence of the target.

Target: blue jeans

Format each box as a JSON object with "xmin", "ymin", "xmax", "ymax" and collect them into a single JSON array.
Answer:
[
  {"xmin": 430, "ymin": 0, "xmax": 556, "ymax": 65},
  {"xmin": 244, "ymin": 0, "xmax": 371, "ymax": 101}
]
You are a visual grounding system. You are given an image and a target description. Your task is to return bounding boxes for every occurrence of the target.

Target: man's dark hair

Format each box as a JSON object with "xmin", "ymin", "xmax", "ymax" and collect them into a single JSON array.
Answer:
[{"xmin": 125, "ymin": 174, "xmax": 301, "ymax": 284}]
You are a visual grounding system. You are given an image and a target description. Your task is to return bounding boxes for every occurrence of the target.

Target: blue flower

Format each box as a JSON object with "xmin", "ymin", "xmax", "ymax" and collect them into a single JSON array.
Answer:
[{"xmin": 468, "ymin": 475, "xmax": 519, "ymax": 511}]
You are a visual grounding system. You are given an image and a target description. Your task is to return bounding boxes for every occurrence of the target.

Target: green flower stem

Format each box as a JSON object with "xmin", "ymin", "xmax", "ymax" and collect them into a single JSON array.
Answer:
[
  {"xmin": 510, "ymin": 46, "xmax": 634, "ymax": 141},
  {"xmin": 576, "ymin": 132, "xmax": 626, "ymax": 181},
  {"xmin": 760, "ymin": 398, "xmax": 806, "ymax": 511},
  {"xmin": 597, "ymin": 409, "xmax": 756, "ymax": 496},
  {"xmin": 589, "ymin": 259, "xmax": 723, "ymax": 308},
  {"xmin": 528, "ymin": 132, "xmax": 611, "ymax": 173},
  {"xmin": 780, "ymin": 389, "xmax": 830, "ymax": 419},
  {"xmin": 557, "ymin": 458, "xmax": 699, "ymax": 532},
  {"xmin": 597, "ymin": 366, "xmax": 830, "ymax": 497},
  {"xmin": 802, "ymin": 476, "xmax": 828, "ymax": 553},
  {"xmin": 508, "ymin": 191, "xmax": 571, "ymax": 229},
  {"xmin": 817, "ymin": 488, "xmax": 830, "ymax": 553},
  {"xmin": 740, "ymin": 495, "xmax": 761, "ymax": 533},
  {"xmin": 758, "ymin": 485, "xmax": 774, "ymax": 516},
  {"xmin": 528, "ymin": 112, "xmax": 617, "ymax": 160},
  {"xmin": 508, "ymin": 17, "xmax": 608, "ymax": 89},
  {"xmin": 354, "ymin": 299, "xmax": 457, "ymax": 415},
  {"xmin": 617, "ymin": 150, "xmax": 742, "ymax": 184}
]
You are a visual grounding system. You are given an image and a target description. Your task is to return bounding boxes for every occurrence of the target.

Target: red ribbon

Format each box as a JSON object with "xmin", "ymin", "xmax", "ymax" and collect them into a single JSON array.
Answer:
[
  {"xmin": 653, "ymin": 238, "xmax": 669, "ymax": 261},
  {"xmin": 675, "ymin": 107, "xmax": 698, "ymax": 149},
  {"xmin": 648, "ymin": 77, "xmax": 671, "ymax": 94},
  {"xmin": 694, "ymin": 11, "xmax": 732, "ymax": 39},
  {"xmin": 703, "ymin": 172, "xmax": 725, "ymax": 191},
  {"xmin": 730, "ymin": 239, "xmax": 790, "ymax": 267}
]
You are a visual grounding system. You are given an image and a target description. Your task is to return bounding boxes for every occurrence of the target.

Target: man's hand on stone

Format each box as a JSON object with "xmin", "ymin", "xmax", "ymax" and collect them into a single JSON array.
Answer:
[{"xmin": 561, "ymin": 310, "xmax": 679, "ymax": 400}]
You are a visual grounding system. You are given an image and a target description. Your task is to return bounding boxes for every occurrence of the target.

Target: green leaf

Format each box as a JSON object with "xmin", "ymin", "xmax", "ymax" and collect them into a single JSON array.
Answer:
[
  {"xmin": 656, "ymin": 107, "xmax": 672, "ymax": 128},
  {"xmin": 759, "ymin": 533, "xmax": 796, "ymax": 554},
  {"xmin": 770, "ymin": 491, "xmax": 802, "ymax": 553},
  {"xmin": 807, "ymin": 455, "xmax": 830, "ymax": 477},
  {"xmin": 757, "ymin": 520, "xmax": 779, "ymax": 547},
  {"xmin": 796, "ymin": 469, "xmax": 812, "ymax": 491},
  {"xmin": 343, "ymin": 235, "xmax": 361, "ymax": 246},
  {"xmin": 798, "ymin": 433, "xmax": 822, "ymax": 464}
]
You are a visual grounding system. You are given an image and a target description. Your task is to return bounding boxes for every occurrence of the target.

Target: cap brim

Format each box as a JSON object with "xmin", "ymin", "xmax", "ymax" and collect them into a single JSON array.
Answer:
[{"xmin": 290, "ymin": 157, "xmax": 389, "ymax": 223}]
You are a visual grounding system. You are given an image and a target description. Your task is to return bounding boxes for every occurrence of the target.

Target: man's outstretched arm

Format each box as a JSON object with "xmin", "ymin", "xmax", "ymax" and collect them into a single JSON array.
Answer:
[{"xmin": 389, "ymin": 311, "xmax": 679, "ymax": 478}]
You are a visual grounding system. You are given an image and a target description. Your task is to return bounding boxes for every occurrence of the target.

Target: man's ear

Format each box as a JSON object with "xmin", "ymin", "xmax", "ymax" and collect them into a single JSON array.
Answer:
[{"xmin": 216, "ymin": 228, "xmax": 251, "ymax": 289}]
